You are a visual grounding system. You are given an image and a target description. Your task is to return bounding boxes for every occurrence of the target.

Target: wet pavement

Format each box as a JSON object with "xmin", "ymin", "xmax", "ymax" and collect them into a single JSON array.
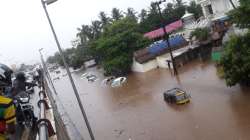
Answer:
[{"xmin": 51, "ymin": 60, "xmax": 250, "ymax": 140}]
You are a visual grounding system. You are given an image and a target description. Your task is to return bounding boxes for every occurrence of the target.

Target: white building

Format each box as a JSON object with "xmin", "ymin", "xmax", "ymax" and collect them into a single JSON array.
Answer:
[
  {"xmin": 196, "ymin": 0, "xmax": 240, "ymax": 19},
  {"xmin": 132, "ymin": 47, "xmax": 189, "ymax": 72},
  {"xmin": 181, "ymin": 11, "xmax": 195, "ymax": 26}
]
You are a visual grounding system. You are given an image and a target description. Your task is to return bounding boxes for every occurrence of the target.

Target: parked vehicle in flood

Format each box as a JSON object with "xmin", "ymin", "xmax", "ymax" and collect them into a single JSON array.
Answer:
[
  {"xmin": 80, "ymin": 72, "xmax": 89, "ymax": 79},
  {"xmin": 163, "ymin": 88, "xmax": 190, "ymax": 105},
  {"xmin": 102, "ymin": 76, "xmax": 116, "ymax": 86},
  {"xmin": 111, "ymin": 77, "xmax": 127, "ymax": 87},
  {"xmin": 85, "ymin": 74, "xmax": 98, "ymax": 82}
]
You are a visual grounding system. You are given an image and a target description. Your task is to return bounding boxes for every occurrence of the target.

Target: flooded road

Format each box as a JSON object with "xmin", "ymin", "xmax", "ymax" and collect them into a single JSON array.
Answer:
[{"xmin": 52, "ymin": 60, "xmax": 250, "ymax": 140}]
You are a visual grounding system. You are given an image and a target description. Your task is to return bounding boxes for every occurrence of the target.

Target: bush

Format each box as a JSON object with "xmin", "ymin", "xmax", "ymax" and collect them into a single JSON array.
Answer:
[
  {"xmin": 190, "ymin": 28, "xmax": 210, "ymax": 41},
  {"xmin": 220, "ymin": 32, "xmax": 250, "ymax": 86}
]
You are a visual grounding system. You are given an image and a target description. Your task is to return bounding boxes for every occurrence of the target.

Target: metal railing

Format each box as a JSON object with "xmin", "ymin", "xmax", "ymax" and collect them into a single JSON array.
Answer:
[
  {"xmin": 44, "ymin": 79, "xmax": 72, "ymax": 140},
  {"xmin": 43, "ymin": 76, "xmax": 84, "ymax": 140},
  {"xmin": 36, "ymin": 75, "xmax": 55, "ymax": 140},
  {"xmin": 38, "ymin": 53, "xmax": 84, "ymax": 140},
  {"xmin": 37, "ymin": 86, "xmax": 48, "ymax": 140}
]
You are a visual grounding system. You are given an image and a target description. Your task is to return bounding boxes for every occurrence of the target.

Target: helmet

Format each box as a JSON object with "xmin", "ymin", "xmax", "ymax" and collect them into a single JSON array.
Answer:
[
  {"xmin": 15, "ymin": 72, "xmax": 26, "ymax": 82},
  {"xmin": 0, "ymin": 63, "xmax": 13, "ymax": 87}
]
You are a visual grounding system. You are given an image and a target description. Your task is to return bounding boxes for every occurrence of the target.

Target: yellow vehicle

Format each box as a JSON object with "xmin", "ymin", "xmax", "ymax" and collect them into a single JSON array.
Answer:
[{"xmin": 163, "ymin": 88, "xmax": 190, "ymax": 104}]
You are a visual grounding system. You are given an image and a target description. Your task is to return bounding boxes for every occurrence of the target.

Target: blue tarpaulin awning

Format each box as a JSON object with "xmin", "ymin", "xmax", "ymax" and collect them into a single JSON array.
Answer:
[{"xmin": 148, "ymin": 35, "xmax": 186, "ymax": 55}]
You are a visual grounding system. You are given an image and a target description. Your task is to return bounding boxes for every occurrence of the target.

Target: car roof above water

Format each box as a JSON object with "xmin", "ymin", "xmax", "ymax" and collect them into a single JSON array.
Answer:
[{"xmin": 165, "ymin": 88, "xmax": 185, "ymax": 96}]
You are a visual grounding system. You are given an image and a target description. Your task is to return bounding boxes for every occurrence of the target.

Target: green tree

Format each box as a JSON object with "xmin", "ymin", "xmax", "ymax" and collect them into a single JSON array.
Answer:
[
  {"xmin": 228, "ymin": 0, "xmax": 250, "ymax": 28},
  {"xmin": 47, "ymin": 52, "xmax": 64, "ymax": 66},
  {"xmin": 139, "ymin": 9, "xmax": 147, "ymax": 22},
  {"xmin": 220, "ymin": 33, "xmax": 250, "ymax": 86},
  {"xmin": 111, "ymin": 8, "xmax": 123, "ymax": 21},
  {"xmin": 187, "ymin": 1, "xmax": 203, "ymax": 19},
  {"xmin": 47, "ymin": 48, "xmax": 76, "ymax": 67},
  {"xmin": 190, "ymin": 27, "xmax": 210, "ymax": 41},
  {"xmin": 139, "ymin": 3, "xmax": 162, "ymax": 33},
  {"xmin": 76, "ymin": 25, "xmax": 94, "ymax": 43},
  {"xmin": 163, "ymin": 3, "xmax": 174, "ymax": 14},
  {"xmin": 139, "ymin": 1, "xmax": 190, "ymax": 33},
  {"xmin": 172, "ymin": 0, "xmax": 186, "ymax": 20},
  {"xmin": 91, "ymin": 20, "xmax": 102, "ymax": 39},
  {"xmin": 126, "ymin": 8, "xmax": 138, "ymax": 22},
  {"xmin": 162, "ymin": 3, "xmax": 175, "ymax": 23},
  {"xmin": 220, "ymin": 0, "xmax": 250, "ymax": 86},
  {"xmin": 92, "ymin": 18, "xmax": 150, "ymax": 76},
  {"xmin": 99, "ymin": 12, "xmax": 110, "ymax": 26}
]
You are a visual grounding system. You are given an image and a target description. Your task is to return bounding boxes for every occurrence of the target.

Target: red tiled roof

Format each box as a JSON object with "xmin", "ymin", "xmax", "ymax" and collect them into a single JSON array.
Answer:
[{"xmin": 144, "ymin": 20, "xmax": 183, "ymax": 39}]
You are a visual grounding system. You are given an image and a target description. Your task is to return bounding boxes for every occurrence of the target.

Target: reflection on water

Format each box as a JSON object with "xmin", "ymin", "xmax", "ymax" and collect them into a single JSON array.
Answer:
[{"xmin": 52, "ymin": 60, "xmax": 250, "ymax": 140}]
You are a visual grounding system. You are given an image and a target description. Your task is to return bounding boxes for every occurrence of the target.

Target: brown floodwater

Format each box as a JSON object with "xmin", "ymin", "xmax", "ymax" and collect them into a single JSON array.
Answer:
[{"xmin": 52, "ymin": 60, "xmax": 250, "ymax": 140}]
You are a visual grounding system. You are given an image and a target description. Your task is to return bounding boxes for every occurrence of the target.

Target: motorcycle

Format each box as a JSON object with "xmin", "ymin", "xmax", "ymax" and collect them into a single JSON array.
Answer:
[
  {"xmin": 26, "ymin": 78, "xmax": 36, "ymax": 94},
  {"xmin": 26, "ymin": 86, "xmax": 35, "ymax": 95},
  {"xmin": 13, "ymin": 92, "xmax": 37, "ymax": 128}
]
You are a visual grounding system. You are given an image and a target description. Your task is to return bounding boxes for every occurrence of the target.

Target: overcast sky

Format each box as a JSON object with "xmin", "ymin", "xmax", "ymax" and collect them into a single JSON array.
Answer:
[{"xmin": 0, "ymin": 0, "xmax": 189, "ymax": 66}]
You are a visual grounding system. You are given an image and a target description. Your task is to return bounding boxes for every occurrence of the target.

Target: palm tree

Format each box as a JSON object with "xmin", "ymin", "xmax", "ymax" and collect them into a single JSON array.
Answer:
[
  {"xmin": 139, "ymin": 9, "xmax": 147, "ymax": 22},
  {"xmin": 91, "ymin": 20, "xmax": 102, "ymax": 39},
  {"xmin": 111, "ymin": 8, "xmax": 123, "ymax": 21},
  {"xmin": 99, "ymin": 12, "xmax": 110, "ymax": 27},
  {"xmin": 76, "ymin": 25, "xmax": 94, "ymax": 44},
  {"xmin": 126, "ymin": 7, "xmax": 138, "ymax": 21}
]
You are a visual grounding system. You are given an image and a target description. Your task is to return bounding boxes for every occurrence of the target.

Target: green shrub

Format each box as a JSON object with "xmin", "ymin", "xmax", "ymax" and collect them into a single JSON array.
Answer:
[
  {"xmin": 220, "ymin": 32, "xmax": 250, "ymax": 86},
  {"xmin": 190, "ymin": 27, "xmax": 210, "ymax": 41}
]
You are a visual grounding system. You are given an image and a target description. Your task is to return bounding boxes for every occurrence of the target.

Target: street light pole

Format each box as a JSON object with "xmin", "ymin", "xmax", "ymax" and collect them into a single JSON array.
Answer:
[
  {"xmin": 41, "ymin": 1, "xmax": 95, "ymax": 140},
  {"xmin": 154, "ymin": 0, "xmax": 178, "ymax": 75},
  {"xmin": 39, "ymin": 48, "xmax": 58, "ymax": 95}
]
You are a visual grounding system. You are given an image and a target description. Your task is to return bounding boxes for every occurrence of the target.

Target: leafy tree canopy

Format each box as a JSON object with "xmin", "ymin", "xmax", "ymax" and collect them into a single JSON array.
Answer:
[
  {"xmin": 92, "ymin": 18, "xmax": 150, "ymax": 76},
  {"xmin": 190, "ymin": 27, "xmax": 210, "ymax": 41},
  {"xmin": 111, "ymin": 8, "xmax": 124, "ymax": 21},
  {"xmin": 187, "ymin": 1, "xmax": 203, "ymax": 19},
  {"xmin": 228, "ymin": 0, "xmax": 250, "ymax": 28},
  {"xmin": 220, "ymin": 0, "xmax": 250, "ymax": 86},
  {"xmin": 220, "ymin": 32, "xmax": 250, "ymax": 86}
]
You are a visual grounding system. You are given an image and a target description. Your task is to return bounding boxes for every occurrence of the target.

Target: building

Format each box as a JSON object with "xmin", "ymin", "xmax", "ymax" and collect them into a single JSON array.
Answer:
[
  {"xmin": 132, "ymin": 35, "xmax": 188, "ymax": 72},
  {"xmin": 144, "ymin": 20, "xmax": 183, "ymax": 39},
  {"xmin": 196, "ymin": 0, "xmax": 240, "ymax": 19},
  {"xmin": 181, "ymin": 11, "xmax": 195, "ymax": 27},
  {"xmin": 133, "ymin": 20, "xmax": 186, "ymax": 73}
]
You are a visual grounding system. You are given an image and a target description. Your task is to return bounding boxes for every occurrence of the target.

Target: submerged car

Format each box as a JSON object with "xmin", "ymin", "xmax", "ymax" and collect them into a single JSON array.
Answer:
[
  {"xmin": 102, "ymin": 76, "xmax": 116, "ymax": 85},
  {"xmin": 80, "ymin": 72, "xmax": 89, "ymax": 78},
  {"xmin": 111, "ymin": 77, "xmax": 126, "ymax": 87},
  {"xmin": 86, "ymin": 74, "xmax": 98, "ymax": 82},
  {"xmin": 163, "ymin": 88, "xmax": 190, "ymax": 104}
]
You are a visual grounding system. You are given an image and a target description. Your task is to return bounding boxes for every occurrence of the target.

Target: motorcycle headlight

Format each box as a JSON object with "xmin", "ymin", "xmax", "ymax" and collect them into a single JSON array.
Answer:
[{"xmin": 20, "ymin": 97, "xmax": 29, "ymax": 103}]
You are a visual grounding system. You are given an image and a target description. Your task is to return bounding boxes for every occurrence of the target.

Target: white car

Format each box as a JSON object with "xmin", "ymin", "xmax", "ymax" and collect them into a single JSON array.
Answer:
[
  {"xmin": 102, "ymin": 76, "xmax": 116, "ymax": 85},
  {"xmin": 111, "ymin": 77, "xmax": 127, "ymax": 87},
  {"xmin": 86, "ymin": 74, "xmax": 98, "ymax": 82},
  {"xmin": 80, "ymin": 72, "xmax": 89, "ymax": 79}
]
